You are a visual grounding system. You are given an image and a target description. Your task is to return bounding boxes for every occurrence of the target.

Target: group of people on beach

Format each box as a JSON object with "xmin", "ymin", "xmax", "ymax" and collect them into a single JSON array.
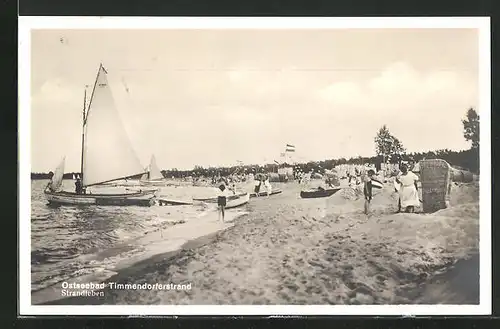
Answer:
[
  {"xmin": 215, "ymin": 160, "xmax": 420, "ymax": 222},
  {"xmin": 253, "ymin": 174, "xmax": 273, "ymax": 197},
  {"xmin": 362, "ymin": 162, "xmax": 421, "ymax": 215},
  {"xmin": 215, "ymin": 173, "xmax": 273, "ymax": 223}
]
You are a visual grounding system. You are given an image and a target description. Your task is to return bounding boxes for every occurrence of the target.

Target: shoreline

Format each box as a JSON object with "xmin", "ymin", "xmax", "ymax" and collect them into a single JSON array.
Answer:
[{"xmin": 32, "ymin": 209, "xmax": 249, "ymax": 305}]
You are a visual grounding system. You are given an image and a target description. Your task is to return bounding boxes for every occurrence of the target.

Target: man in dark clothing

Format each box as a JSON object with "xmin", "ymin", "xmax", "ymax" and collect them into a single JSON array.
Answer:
[
  {"xmin": 75, "ymin": 177, "xmax": 83, "ymax": 194},
  {"xmin": 363, "ymin": 170, "xmax": 383, "ymax": 215}
]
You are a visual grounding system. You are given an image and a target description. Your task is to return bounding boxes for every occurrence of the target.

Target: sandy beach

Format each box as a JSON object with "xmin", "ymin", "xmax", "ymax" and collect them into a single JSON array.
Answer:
[{"xmin": 44, "ymin": 179, "xmax": 479, "ymax": 305}]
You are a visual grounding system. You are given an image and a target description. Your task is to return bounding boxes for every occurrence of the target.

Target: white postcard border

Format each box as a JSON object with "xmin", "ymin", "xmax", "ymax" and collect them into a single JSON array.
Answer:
[{"xmin": 18, "ymin": 16, "xmax": 491, "ymax": 316}]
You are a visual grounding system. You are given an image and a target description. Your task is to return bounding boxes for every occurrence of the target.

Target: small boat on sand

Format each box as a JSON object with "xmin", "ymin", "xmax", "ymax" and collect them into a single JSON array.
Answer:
[
  {"xmin": 44, "ymin": 64, "xmax": 156, "ymax": 207},
  {"xmin": 250, "ymin": 189, "xmax": 282, "ymax": 197},
  {"xmin": 226, "ymin": 193, "xmax": 250, "ymax": 209},
  {"xmin": 157, "ymin": 198, "xmax": 193, "ymax": 206},
  {"xmin": 300, "ymin": 187, "xmax": 341, "ymax": 199},
  {"xmin": 192, "ymin": 192, "xmax": 250, "ymax": 209}
]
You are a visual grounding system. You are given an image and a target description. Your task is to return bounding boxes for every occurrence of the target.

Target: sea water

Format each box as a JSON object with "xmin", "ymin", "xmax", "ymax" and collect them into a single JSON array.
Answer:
[{"xmin": 29, "ymin": 179, "xmax": 219, "ymax": 292}]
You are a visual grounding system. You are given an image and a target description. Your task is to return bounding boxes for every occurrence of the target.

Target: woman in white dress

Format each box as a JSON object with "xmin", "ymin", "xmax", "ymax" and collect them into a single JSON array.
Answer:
[
  {"xmin": 264, "ymin": 175, "xmax": 273, "ymax": 196},
  {"xmin": 396, "ymin": 164, "xmax": 420, "ymax": 213}
]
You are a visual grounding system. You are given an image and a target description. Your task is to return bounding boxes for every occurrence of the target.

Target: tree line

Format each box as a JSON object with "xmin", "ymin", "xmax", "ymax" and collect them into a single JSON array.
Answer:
[{"xmin": 31, "ymin": 108, "xmax": 480, "ymax": 179}]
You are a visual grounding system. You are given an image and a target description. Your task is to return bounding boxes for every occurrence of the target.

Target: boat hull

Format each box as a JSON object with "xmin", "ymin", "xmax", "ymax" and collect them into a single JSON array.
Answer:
[
  {"xmin": 226, "ymin": 193, "xmax": 250, "ymax": 209},
  {"xmin": 250, "ymin": 189, "xmax": 282, "ymax": 198},
  {"xmin": 157, "ymin": 198, "xmax": 193, "ymax": 206},
  {"xmin": 192, "ymin": 193, "xmax": 250, "ymax": 209},
  {"xmin": 192, "ymin": 192, "xmax": 247, "ymax": 203},
  {"xmin": 300, "ymin": 188, "xmax": 341, "ymax": 199},
  {"xmin": 44, "ymin": 189, "xmax": 157, "ymax": 207}
]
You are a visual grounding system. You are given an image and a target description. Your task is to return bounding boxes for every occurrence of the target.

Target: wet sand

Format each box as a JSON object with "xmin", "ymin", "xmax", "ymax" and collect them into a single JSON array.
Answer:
[{"xmin": 47, "ymin": 181, "xmax": 480, "ymax": 305}]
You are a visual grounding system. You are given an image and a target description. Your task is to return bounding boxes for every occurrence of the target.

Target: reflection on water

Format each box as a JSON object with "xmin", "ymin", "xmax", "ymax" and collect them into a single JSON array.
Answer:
[{"xmin": 30, "ymin": 179, "xmax": 223, "ymax": 292}]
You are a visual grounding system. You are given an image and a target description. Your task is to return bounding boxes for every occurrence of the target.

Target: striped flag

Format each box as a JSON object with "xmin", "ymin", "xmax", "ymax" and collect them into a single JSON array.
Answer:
[{"xmin": 285, "ymin": 144, "xmax": 295, "ymax": 152}]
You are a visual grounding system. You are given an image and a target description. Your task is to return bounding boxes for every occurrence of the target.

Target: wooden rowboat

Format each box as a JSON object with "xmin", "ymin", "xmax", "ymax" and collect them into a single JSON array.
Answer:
[
  {"xmin": 250, "ymin": 189, "xmax": 282, "ymax": 197},
  {"xmin": 45, "ymin": 189, "xmax": 157, "ymax": 206},
  {"xmin": 226, "ymin": 193, "xmax": 250, "ymax": 209},
  {"xmin": 157, "ymin": 198, "xmax": 193, "ymax": 206}
]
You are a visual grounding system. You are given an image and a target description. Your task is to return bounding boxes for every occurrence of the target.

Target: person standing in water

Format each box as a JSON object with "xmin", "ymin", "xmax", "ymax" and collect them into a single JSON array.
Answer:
[
  {"xmin": 395, "ymin": 164, "xmax": 420, "ymax": 213},
  {"xmin": 217, "ymin": 184, "xmax": 228, "ymax": 222},
  {"xmin": 363, "ymin": 169, "xmax": 383, "ymax": 215}
]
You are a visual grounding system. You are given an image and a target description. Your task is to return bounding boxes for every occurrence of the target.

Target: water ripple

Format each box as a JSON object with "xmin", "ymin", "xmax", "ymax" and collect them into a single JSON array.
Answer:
[{"xmin": 30, "ymin": 179, "xmax": 214, "ymax": 291}]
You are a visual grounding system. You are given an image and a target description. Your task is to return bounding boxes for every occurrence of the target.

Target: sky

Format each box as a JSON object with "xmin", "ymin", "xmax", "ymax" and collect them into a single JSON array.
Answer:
[{"xmin": 30, "ymin": 28, "xmax": 479, "ymax": 172}]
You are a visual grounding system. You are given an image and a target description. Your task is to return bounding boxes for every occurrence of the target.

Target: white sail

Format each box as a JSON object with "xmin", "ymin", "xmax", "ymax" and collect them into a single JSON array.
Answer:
[
  {"xmin": 148, "ymin": 155, "xmax": 163, "ymax": 180},
  {"xmin": 50, "ymin": 157, "xmax": 65, "ymax": 192},
  {"xmin": 82, "ymin": 65, "xmax": 145, "ymax": 186}
]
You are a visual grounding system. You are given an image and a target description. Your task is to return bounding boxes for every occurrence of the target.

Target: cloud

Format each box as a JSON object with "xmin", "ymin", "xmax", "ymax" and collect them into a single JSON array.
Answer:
[
  {"xmin": 33, "ymin": 77, "xmax": 80, "ymax": 104},
  {"xmin": 317, "ymin": 61, "xmax": 475, "ymax": 113},
  {"xmin": 368, "ymin": 62, "xmax": 420, "ymax": 95},
  {"xmin": 315, "ymin": 61, "xmax": 477, "ymax": 154},
  {"xmin": 317, "ymin": 81, "xmax": 362, "ymax": 105}
]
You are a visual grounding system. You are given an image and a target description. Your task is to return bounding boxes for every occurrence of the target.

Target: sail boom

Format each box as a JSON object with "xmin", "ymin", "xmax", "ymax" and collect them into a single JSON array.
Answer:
[{"xmin": 83, "ymin": 171, "xmax": 147, "ymax": 188}]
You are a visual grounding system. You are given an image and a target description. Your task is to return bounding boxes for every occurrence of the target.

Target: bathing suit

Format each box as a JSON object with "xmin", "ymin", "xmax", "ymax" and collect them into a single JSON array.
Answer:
[{"xmin": 217, "ymin": 195, "xmax": 227, "ymax": 207}]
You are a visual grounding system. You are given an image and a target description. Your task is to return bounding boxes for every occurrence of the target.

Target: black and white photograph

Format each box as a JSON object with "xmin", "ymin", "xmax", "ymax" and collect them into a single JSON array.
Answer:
[{"xmin": 19, "ymin": 17, "xmax": 491, "ymax": 315}]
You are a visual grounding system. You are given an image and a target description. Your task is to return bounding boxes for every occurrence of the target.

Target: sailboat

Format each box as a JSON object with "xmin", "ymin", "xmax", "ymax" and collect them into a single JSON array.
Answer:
[
  {"xmin": 140, "ymin": 154, "xmax": 166, "ymax": 186},
  {"xmin": 44, "ymin": 64, "xmax": 157, "ymax": 206}
]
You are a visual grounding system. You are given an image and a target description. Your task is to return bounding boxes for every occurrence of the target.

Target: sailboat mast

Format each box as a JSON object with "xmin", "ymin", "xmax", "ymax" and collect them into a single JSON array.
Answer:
[
  {"xmin": 80, "ymin": 88, "xmax": 86, "ymax": 179},
  {"xmin": 81, "ymin": 63, "xmax": 104, "ymax": 186}
]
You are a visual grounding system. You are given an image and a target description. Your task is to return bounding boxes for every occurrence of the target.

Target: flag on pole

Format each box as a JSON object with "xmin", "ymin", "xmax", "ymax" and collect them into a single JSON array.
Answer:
[{"xmin": 285, "ymin": 144, "xmax": 295, "ymax": 152}]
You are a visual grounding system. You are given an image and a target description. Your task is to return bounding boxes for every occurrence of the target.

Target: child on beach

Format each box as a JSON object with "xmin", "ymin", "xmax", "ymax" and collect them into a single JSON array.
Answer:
[
  {"xmin": 363, "ymin": 169, "xmax": 384, "ymax": 215},
  {"xmin": 217, "ymin": 184, "xmax": 228, "ymax": 222}
]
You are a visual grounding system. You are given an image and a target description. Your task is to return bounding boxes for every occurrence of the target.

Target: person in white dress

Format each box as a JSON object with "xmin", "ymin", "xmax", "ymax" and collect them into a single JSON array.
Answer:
[
  {"xmin": 395, "ymin": 164, "xmax": 420, "ymax": 213},
  {"xmin": 264, "ymin": 175, "xmax": 273, "ymax": 196}
]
